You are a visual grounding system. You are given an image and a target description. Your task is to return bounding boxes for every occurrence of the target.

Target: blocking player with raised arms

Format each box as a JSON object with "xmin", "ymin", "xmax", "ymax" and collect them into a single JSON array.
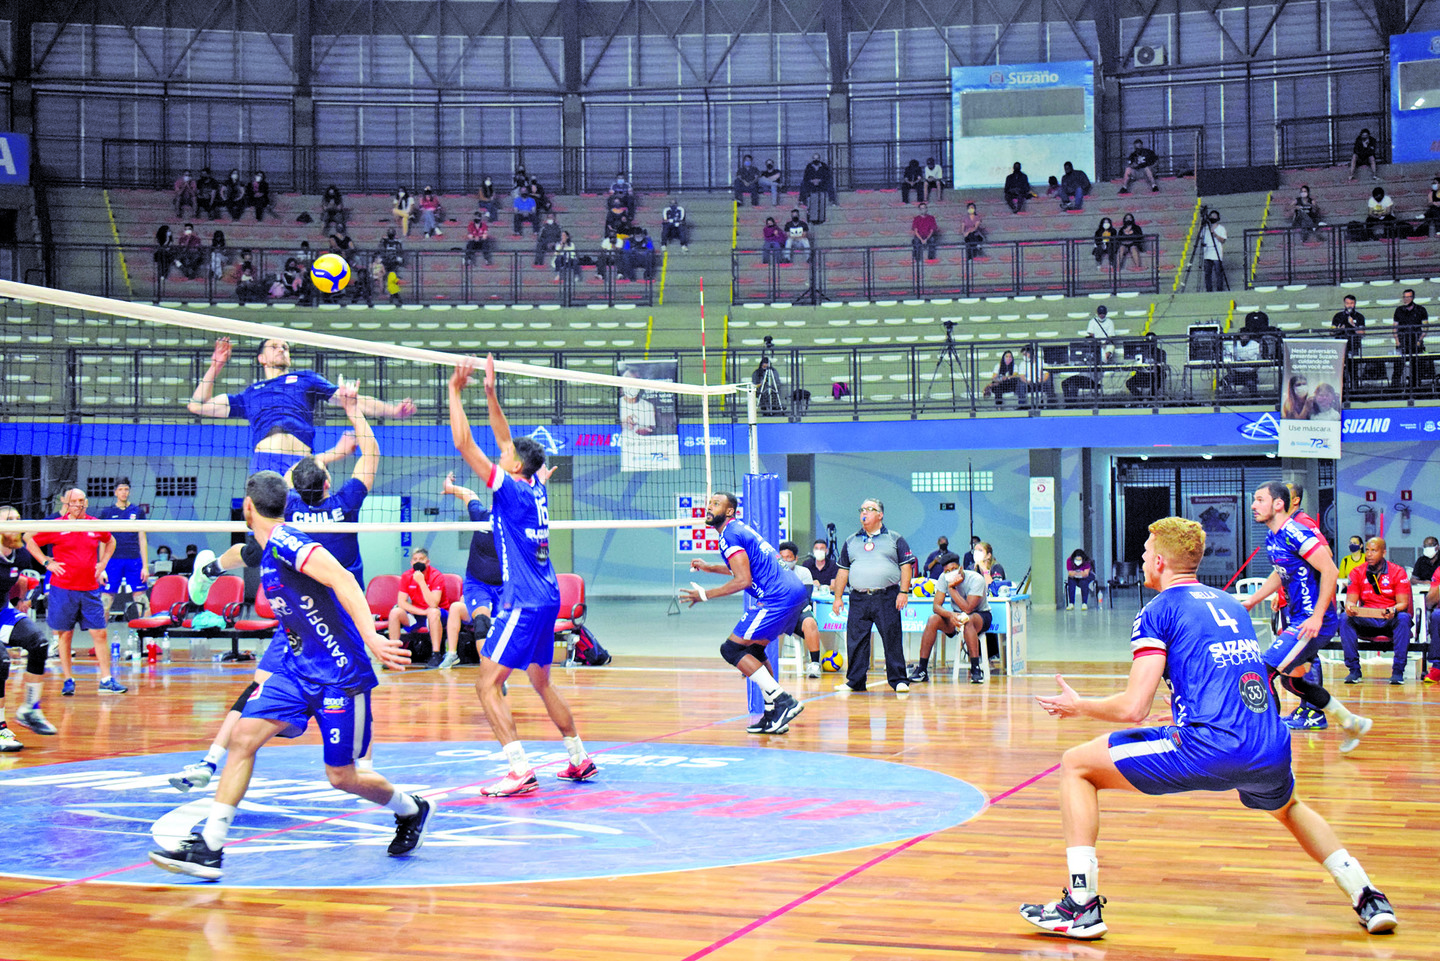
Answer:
[
  {"xmin": 188, "ymin": 336, "xmax": 414, "ymax": 475},
  {"xmin": 149, "ymin": 471, "xmax": 428, "ymax": 880},
  {"xmin": 448, "ymin": 354, "xmax": 597, "ymax": 796},
  {"xmin": 1240, "ymin": 482, "xmax": 1371, "ymax": 752},
  {"xmin": 0, "ymin": 508, "xmax": 58, "ymax": 748},
  {"xmin": 1020, "ymin": 517, "xmax": 1396, "ymax": 940},
  {"xmin": 97, "ymin": 478, "xmax": 149, "ymax": 620},
  {"xmin": 682, "ymin": 494, "xmax": 809, "ymax": 734}
]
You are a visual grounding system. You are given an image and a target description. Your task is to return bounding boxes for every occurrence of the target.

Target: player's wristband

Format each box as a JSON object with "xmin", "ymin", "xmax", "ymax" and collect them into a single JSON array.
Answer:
[{"xmin": 690, "ymin": 581, "xmax": 708, "ymax": 602}]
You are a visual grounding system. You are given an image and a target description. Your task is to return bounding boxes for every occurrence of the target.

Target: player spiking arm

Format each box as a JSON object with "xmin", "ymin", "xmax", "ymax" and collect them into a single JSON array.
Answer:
[
  {"xmin": 448, "ymin": 354, "xmax": 511, "ymax": 479},
  {"xmin": 188, "ymin": 337, "xmax": 416, "ymax": 421}
]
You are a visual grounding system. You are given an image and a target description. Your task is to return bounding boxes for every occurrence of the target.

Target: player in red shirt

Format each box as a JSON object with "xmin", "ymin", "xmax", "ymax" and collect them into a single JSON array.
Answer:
[
  {"xmin": 1425, "ymin": 569, "xmax": 1439, "ymax": 684},
  {"xmin": 1339, "ymin": 537, "xmax": 1412, "ymax": 684},
  {"xmin": 23, "ymin": 489, "xmax": 127, "ymax": 695},
  {"xmin": 387, "ymin": 548, "xmax": 447, "ymax": 648}
]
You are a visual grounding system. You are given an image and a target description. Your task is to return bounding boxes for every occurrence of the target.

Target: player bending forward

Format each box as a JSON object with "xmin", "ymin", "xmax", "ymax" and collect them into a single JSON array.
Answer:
[
  {"xmin": 149, "ymin": 471, "xmax": 430, "ymax": 880},
  {"xmin": 682, "ymin": 494, "xmax": 808, "ymax": 734},
  {"xmin": 1020, "ymin": 517, "xmax": 1396, "ymax": 939},
  {"xmin": 449, "ymin": 355, "xmax": 597, "ymax": 796}
]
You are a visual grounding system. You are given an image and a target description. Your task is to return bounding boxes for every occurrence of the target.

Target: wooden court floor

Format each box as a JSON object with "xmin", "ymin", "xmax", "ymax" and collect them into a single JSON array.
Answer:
[{"xmin": 0, "ymin": 655, "xmax": 1435, "ymax": 961}]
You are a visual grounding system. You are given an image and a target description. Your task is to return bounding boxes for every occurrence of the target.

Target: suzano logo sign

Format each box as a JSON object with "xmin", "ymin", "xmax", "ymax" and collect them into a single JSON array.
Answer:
[
  {"xmin": 1341, "ymin": 417, "xmax": 1391, "ymax": 436},
  {"xmin": 992, "ymin": 69, "xmax": 1060, "ymax": 85}
]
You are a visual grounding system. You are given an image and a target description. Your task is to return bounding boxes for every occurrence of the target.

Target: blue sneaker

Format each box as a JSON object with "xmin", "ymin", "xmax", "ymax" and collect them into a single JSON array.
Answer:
[
  {"xmin": 1281, "ymin": 705, "xmax": 1305, "ymax": 727},
  {"xmin": 61, "ymin": 678, "xmax": 75, "ymax": 697},
  {"xmin": 1287, "ymin": 707, "xmax": 1327, "ymax": 730},
  {"xmin": 98, "ymin": 677, "xmax": 128, "ymax": 695}
]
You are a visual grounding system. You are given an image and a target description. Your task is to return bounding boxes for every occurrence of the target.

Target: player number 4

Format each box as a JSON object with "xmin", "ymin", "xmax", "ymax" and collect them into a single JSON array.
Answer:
[{"xmin": 1206, "ymin": 601, "xmax": 1240, "ymax": 633}]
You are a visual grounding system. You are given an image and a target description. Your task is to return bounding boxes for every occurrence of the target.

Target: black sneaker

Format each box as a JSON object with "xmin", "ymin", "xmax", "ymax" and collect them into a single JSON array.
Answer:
[
  {"xmin": 149, "ymin": 831, "xmax": 223, "ymax": 881},
  {"xmin": 426, "ymin": 652, "xmax": 444, "ymax": 669},
  {"xmin": 765, "ymin": 692, "xmax": 804, "ymax": 734},
  {"xmin": 969, "ymin": 665, "xmax": 985, "ymax": 684},
  {"xmin": 907, "ymin": 665, "xmax": 930, "ymax": 683},
  {"xmin": 1344, "ymin": 671, "xmax": 1363, "ymax": 684},
  {"xmin": 388, "ymin": 794, "xmax": 431, "ymax": 857},
  {"xmin": 746, "ymin": 707, "xmax": 776, "ymax": 734},
  {"xmin": 1354, "ymin": 886, "xmax": 1397, "ymax": 933},
  {"xmin": 1389, "ymin": 674, "xmax": 1404, "ymax": 685},
  {"xmin": 1020, "ymin": 889, "xmax": 1107, "ymax": 939}
]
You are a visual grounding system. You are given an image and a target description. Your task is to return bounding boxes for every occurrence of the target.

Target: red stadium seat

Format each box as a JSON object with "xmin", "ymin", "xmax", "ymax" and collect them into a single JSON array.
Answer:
[
  {"xmin": 553, "ymin": 573, "xmax": 588, "ymax": 662},
  {"xmin": 366, "ymin": 574, "xmax": 402, "ymax": 630},
  {"xmin": 129, "ymin": 575, "xmax": 188, "ymax": 634},
  {"xmin": 232, "ymin": 584, "xmax": 279, "ymax": 634},
  {"xmin": 183, "ymin": 576, "xmax": 244, "ymax": 627}
]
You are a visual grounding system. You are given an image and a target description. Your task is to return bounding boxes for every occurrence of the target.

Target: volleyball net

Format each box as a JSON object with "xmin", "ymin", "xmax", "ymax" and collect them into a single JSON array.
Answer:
[{"xmin": 0, "ymin": 280, "xmax": 749, "ymax": 592}]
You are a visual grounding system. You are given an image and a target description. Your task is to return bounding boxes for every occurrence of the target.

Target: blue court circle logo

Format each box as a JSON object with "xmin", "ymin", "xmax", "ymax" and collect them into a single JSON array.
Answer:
[{"xmin": 0, "ymin": 742, "xmax": 986, "ymax": 888}]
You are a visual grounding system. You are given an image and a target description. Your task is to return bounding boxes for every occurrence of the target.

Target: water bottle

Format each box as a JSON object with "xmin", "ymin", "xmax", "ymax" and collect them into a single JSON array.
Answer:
[
  {"xmin": 110, "ymin": 638, "xmax": 121, "ymax": 663},
  {"xmin": 161, "ymin": 638, "xmax": 172, "ymax": 664}
]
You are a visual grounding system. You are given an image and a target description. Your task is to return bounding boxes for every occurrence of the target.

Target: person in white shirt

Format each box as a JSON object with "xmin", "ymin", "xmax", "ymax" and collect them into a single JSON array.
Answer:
[
  {"xmin": 1365, "ymin": 186, "xmax": 1396, "ymax": 239},
  {"xmin": 906, "ymin": 553, "xmax": 994, "ymax": 685},
  {"xmin": 1200, "ymin": 209, "xmax": 1228, "ymax": 291},
  {"xmin": 1019, "ymin": 344, "xmax": 1053, "ymax": 402},
  {"xmin": 1085, "ymin": 306, "xmax": 1117, "ymax": 362},
  {"xmin": 1221, "ymin": 333, "xmax": 1262, "ymax": 395},
  {"xmin": 923, "ymin": 157, "xmax": 945, "ymax": 203}
]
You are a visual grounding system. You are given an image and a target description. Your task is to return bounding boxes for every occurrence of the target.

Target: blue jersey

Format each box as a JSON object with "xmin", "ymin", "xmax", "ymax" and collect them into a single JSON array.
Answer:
[
  {"xmin": 465, "ymin": 499, "xmax": 501, "ymax": 586},
  {"xmin": 719, "ymin": 519, "xmax": 805, "ymax": 603},
  {"xmin": 96, "ymin": 503, "xmax": 145, "ymax": 558},
  {"xmin": 284, "ymin": 477, "xmax": 368, "ymax": 583},
  {"xmin": 258, "ymin": 524, "xmax": 376, "ymax": 694},
  {"xmin": 1130, "ymin": 582, "xmax": 1288, "ymax": 751},
  {"xmin": 487, "ymin": 465, "xmax": 560, "ymax": 608},
  {"xmin": 1265, "ymin": 518, "xmax": 1338, "ymax": 631},
  {"xmin": 227, "ymin": 369, "xmax": 338, "ymax": 452}
]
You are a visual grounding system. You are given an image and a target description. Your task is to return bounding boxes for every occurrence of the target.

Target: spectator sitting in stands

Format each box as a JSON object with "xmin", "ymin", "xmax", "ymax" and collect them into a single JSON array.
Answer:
[
  {"xmin": 610, "ymin": 173, "xmax": 631, "ymax": 200},
  {"xmin": 983, "ymin": 350, "xmax": 1026, "ymax": 406},
  {"xmin": 513, "ymin": 186, "xmax": 540, "ymax": 236},
  {"xmin": 388, "ymin": 548, "xmax": 447, "ymax": 650},
  {"xmin": 911, "ymin": 202, "xmax": 939, "ymax": 262},
  {"xmin": 621, "ymin": 228, "xmax": 655, "ymax": 281},
  {"xmin": 465, "ymin": 214, "xmax": 493, "ymax": 267},
  {"xmin": 154, "ymin": 225, "xmax": 175, "ymax": 280},
  {"xmin": 901, "ymin": 159, "xmax": 924, "ymax": 204},
  {"xmin": 799, "ymin": 153, "xmax": 837, "ymax": 206},
  {"xmin": 1019, "ymin": 343, "xmax": 1054, "ymax": 402},
  {"xmin": 1413, "ymin": 536, "xmax": 1439, "ymax": 585},
  {"xmin": 1118, "ymin": 139, "xmax": 1159, "ymax": 193},
  {"xmin": 604, "ymin": 197, "xmax": 634, "ymax": 238},
  {"xmin": 783, "ymin": 209, "xmax": 811, "ymax": 264},
  {"xmin": 595, "ymin": 234, "xmax": 619, "ymax": 282},
  {"xmin": 661, "ymin": 199, "xmax": 689, "ymax": 250},
  {"xmin": 196, "ymin": 167, "xmax": 220, "ymax": 220},
  {"xmin": 733, "ymin": 154, "xmax": 762, "ymax": 207},
  {"xmin": 1125, "ymin": 331, "xmax": 1167, "ymax": 398},
  {"xmin": 1060, "ymin": 161, "xmax": 1091, "ymax": 211},
  {"xmin": 924, "ymin": 157, "xmax": 945, "ymax": 202},
  {"xmin": 237, "ymin": 247, "xmax": 255, "ymax": 281},
  {"xmin": 329, "ymin": 227, "xmax": 354, "ymax": 259},
  {"xmin": 1004, "ymin": 162, "xmax": 1033, "ymax": 213},
  {"xmin": 1065, "ymin": 548, "xmax": 1098, "ymax": 609},
  {"xmin": 1117, "ymin": 213, "xmax": 1145, "ymax": 270},
  {"xmin": 380, "ymin": 228, "xmax": 405, "ymax": 273},
  {"xmin": 384, "ymin": 263, "xmax": 402, "ymax": 306},
  {"xmin": 552, "ymin": 230, "xmax": 580, "ymax": 282},
  {"xmin": 244, "ymin": 171, "xmax": 272, "ymax": 222},
  {"xmin": 1290, "ymin": 185, "xmax": 1322, "ymax": 244},
  {"xmin": 236, "ymin": 265, "xmax": 265, "ymax": 305},
  {"xmin": 530, "ymin": 176, "xmax": 553, "ymax": 213},
  {"xmin": 221, "ymin": 169, "xmax": 246, "ymax": 220},
  {"xmin": 174, "ymin": 170, "xmax": 198, "ymax": 217},
  {"xmin": 1425, "ymin": 174, "xmax": 1440, "ymax": 238},
  {"xmin": 392, "ymin": 187, "xmax": 415, "ymax": 236},
  {"xmin": 1044, "ymin": 175, "xmax": 1062, "ymax": 204},
  {"xmin": 1093, "ymin": 216, "xmax": 1118, "ymax": 270},
  {"xmin": 1349, "ymin": 128, "xmax": 1380, "ymax": 182},
  {"xmin": 535, "ymin": 212, "xmax": 562, "ymax": 267},
  {"xmin": 1366, "ymin": 186, "xmax": 1396, "ymax": 239},
  {"xmin": 512, "ymin": 165, "xmax": 528, "ymax": 191},
  {"xmin": 294, "ymin": 239, "xmax": 313, "ymax": 267},
  {"xmin": 209, "ymin": 230, "xmax": 229, "ymax": 280},
  {"xmin": 321, "ymin": 185, "xmax": 346, "ymax": 234},
  {"xmin": 759, "ymin": 160, "xmax": 782, "ymax": 205},
  {"xmin": 176, "ymin": 223, "xmax": 203, "ymax": 279},
  {"xmin": 477, "ymin": 177, "xmax": 499, "ymax": 221},
  {"xmin": 761, "ymin": 216, "xmax": 785, "ymax": 264},
  {"xmin": 1221, "ymin": 332, "xmax": 1261, "ymax": 395},
  {"xmin": 281, "ymin": 257, "xmax": 305, "ymax": 297},
  {"xmin": 961, "ymin": 202, "xmax": 985, "ymax": 261}
]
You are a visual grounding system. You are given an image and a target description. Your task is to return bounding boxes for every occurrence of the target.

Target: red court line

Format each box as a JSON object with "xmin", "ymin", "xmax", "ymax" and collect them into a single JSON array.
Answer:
[{"xmin": 679, "ymin": 761, "xmax": 1062, "ymax": 959}]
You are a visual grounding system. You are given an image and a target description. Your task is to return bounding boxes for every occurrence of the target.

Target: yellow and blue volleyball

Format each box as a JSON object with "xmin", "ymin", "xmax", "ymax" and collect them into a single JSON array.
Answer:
[
  {"xmin": 911, "ymin": 578, "xmax": 938, "ymax": 599},
  {"xmin": 310, "ymin": 253, "xmax": 352, "ymax": 293},
  {"xmin": 820, "ymin": 650, "xmax": 844, "ymax": 672}
]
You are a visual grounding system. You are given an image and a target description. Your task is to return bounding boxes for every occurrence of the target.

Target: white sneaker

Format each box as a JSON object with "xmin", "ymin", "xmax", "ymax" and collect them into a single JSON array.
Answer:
[
  {"xmin": 15, "ymin": 704, "xmax": 56, "ymax": 735},
  {"xmin": 1339, "ymin": 715, "xmax": 1372, "ymax": 754},
  {"xmin": 895, "ymin": 682, "xmax": 910, "ymax": 694},
  {"xmin": 1066, "ymin": 603, "xmax": 1074, "ymax": 611},
  {"xmin": 805, "ymin": 662, "xmax": 821, "ymax": 679},
  {"xmin": 169, "ymin": 761, "xmax": 216, "ymax": 792},
  {"xmin": 1080, "ymin": 603, "xmax": 1088, "ymax": 610},
  {"xmin": 438, "ymin": 652, "xmax": 459, "ymax": 670},
  {"xmin": 0, "ymin": 726, "xmax": 22, "ymax": 751},
  {"xmin": 188, "ymin": 549, "xmax": 218, "ymax": 605}
]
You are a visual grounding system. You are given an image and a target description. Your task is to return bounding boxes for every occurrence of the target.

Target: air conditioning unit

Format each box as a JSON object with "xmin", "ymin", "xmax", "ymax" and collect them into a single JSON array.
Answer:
[{"xmin": 1133, "ymin": 44, "xmax": 1167, "ymax": 67}]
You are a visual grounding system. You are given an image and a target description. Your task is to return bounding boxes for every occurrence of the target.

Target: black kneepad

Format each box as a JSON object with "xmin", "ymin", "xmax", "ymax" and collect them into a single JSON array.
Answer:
[
  {"xmin": 473, "ymin": 613, "xmax": 492, "ymax": 639},
  {"xmin": 230, "ymin": 680, "xmax": 260, "ymax": 714},
  {"xmin": 240, "ymin": 537, "xmax": 263, "ymax": 568},
  {"xmin": 720, "ymin": 639, "xmax": 747, "ymax": 666}
]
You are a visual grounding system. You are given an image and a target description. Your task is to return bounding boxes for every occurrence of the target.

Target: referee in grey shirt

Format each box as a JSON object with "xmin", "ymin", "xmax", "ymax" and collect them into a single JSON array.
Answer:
[{"xmin": 830, "ymin": 497, "xmax": 916, "ymax": 693}]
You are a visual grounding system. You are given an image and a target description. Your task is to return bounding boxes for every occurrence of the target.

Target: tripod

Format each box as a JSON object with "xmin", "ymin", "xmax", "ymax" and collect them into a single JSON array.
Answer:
[{"xmin": 921, "ymin": 321, "xmax": 971, "ymax": 413}]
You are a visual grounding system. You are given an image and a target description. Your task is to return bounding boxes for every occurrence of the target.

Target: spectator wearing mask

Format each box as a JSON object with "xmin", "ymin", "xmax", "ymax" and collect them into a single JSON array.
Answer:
[
  {"xmin": 1290, "ymin": 185, "xmax": 1322, "ymax": 244},
  {"xmin": 221, "ymin": 169, "xmax": 246, "ymax": 221},
  {"xmin": 529, "ymin": 177, "xmax": 552, "ymax": 214},
  {"xmin": 1117, "ymin": 213, "xmax": 1146, "ymax": 271},
  {"xmin": 477, "ymin": 177, "xmax": 499, "ymax": 221},
  {"xmin": 1337, "ymin": 536, "xmax": 1367, "ymax": 579},
  {"xmin": 174, "ymin": 170, "xmax": 198, "ymax": 217},
  {"xmin": 418, "ymin": 187, "xmax": 444, "ymax": 238},
  {"xmin": 387, "ymin": 548, "xmax": 447, "ymax": 649},
  {"xmin": 783, "ymin": 209, "xmax": 811, "ymax": 264},
  {"xmin": 176, "ymin": 223, "xmax": 203, "ymax": 279},
  {"xmin": 620, "ymin": 228, "xmax": 655, "ymax": 282},
  {"xmin": 802, "ymin": 539, "xmax": 838, "ymax": 587},
  {"xmin": 1060, "ymin": 161, "xmax": 1092, "ymax": 211},
  {"xmin": 1412, "ymin": 536, "xmax": 1440, "ymax": 584},
  {"xmin": 733, "ymin": 154, "xmax": 762, "ymax": 206},
  {"xmin": 1118, "ymin": 139, "xmax": 1159, "ymax": 193},
  {"xmin": 1349, "ymin": 128, "xmax": 1380, "ymax": 182},
  {"xmin": 799, "ymin": 153, "xmax": 836, "ymax": 223},
  {"xmin": 961, "ymin": 202, "xmax": 985, "ymax": 261},
  {"xmin": 465, "ymin": 214, "xmax": 493, "ymax": 267},
  {"xmin": 907, "ymin": 552, "xmax": 991, "ymax": 685},
  {"xmin": 1391, "ymin": 288, "xmax": 1431, "ymax": 390},
  {"xmin": 1339, "ymin": 537, "xmax": 1411, "ymax": 684},
  {"xmin": 195, "ymin": 167, "xmax": 221, "ymax": 220},
  {"xmin": 901, "ymin": 159, "xmax": 924, "ymax": 204},
  {"xmin": 1003, "ymin": 162, "xmax": 1033, "ymax": 214},
  {"xmin": 380, "ymin": 228, "xmax": 405, "ymax": 274},
  {"xmin": 761, "ymin": 217, "xmax": 785, "ymax": 265},
  {"xmin": 552, "ymin": 230, "xmax": 580, "ymax": 283},
  {"xmin": 392, "ymin": 187, "xmax": 416, "ymax": 236},
  {"xmin": 513, "ymin": 187, "xmax": 540, "ymax": 236},
  {"xmin": 244, "ymin": 171, "xmax": 271, "ymax": 222},
  {"xmin": 535, "ymin": 213, "xmax": 562, "ymax": 267},
  {"xmin": 603, "ymin": 197, "xmax": 633, "ymax": 238},
  {"xmin": 661, "ymin": 199, "xmax": 689, "ymax": 251},
  {"xmin": 922, "ymin": 536, "xmax": 952, "ymax": 580},
  {"xmin": 1093, "ymin": 216, "xmax": 1118, "ymax": 270},
  {"xmin": 759, "ymin": 160, "xmax": 783, "ymax": 205},
  {"xmin": 154, "ymin": 225, "xmax": 176, "ymax": 280},
  {"xmin": 911, "ymin": 202, "xmax": 939, "ymax": 262},
  {"xmin": 1065, "ymin": 548, "xmax": 1098, "ymax": 610},
  {"xmin": 209, "ymin": 230, "xmax": 229, "ymax": 280},
  {"xmin": 923, "ymin": 157, "xmax": 945, "ymax": 203}
]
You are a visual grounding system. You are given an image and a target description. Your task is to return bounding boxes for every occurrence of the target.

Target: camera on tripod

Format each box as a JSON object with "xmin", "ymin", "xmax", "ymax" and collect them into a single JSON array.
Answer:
[
  {"xmin": 942, "ymin": 319, "xmax": 956, "ymax": 339},
  {"xmin": 762, "ymin": 334, "xmax": 774, "ymax": 358}
]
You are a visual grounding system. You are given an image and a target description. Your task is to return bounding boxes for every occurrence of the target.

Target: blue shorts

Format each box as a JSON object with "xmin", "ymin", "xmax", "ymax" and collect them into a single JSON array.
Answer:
[
  {"xmin": 463, "ymin": 576, "xmax": 501, "ymax": 617},
  {"xmin": 102, "ymin": 558, "xmax": 147, "ymax": 595},
  {"xmin": 47, "ymin": 586, "xmax": 106, "ymax": 632},
  {"xmin": 1264, "ymin": 626, "xmax": 1333, "ymax": 674},
  {"xmin": 0, "ymin": 606, "xmax": 23, "ymax": 636},
  {"xmin": 242, "ymin": 669, "xmax": 374, "ymax": 768},
  {"xmin": 1109, "ymin": 725, "xmax": 1295, "ymax": 811},
  {"xmin": 734, "ymin": 590, "xmax": 811, "ymax": 644},
  {"xmin": 257, "ymin": 629, "xmax": 289, "ymax": 673},
  {"xmin": 483, "ymin": 602, "xmax": 561, "ymax": 670},
  {"xmin": 250, "ymin": 451, "xmax": 306, "ymax": 477}
]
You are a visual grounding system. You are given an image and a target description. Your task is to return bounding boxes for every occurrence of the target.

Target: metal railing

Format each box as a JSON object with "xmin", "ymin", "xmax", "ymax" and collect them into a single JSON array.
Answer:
[
  {"xmin": 1243, "ymin": 223, "xmax": 1440, "ymax": 289},
  {"xmin": 1277, "ymin": 113, "xmax": 1388, "ymax": 169},
  {"xmin": 734, "ymin": 140, "xmax": 952, "ymax": 193},
  {"xmin": 1100, "ymin": 126, "xmax": 1205, "ymax": 181},
  {"xmin": 731, "ymin": 237, "xmax": 1163, "ymax": 304}
]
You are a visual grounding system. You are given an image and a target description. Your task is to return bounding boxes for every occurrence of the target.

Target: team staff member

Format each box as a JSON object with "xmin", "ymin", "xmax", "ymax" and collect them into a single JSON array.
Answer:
[
  {"xmin": 908, "ymin": 553, "xmax": 993, "ymax": 684},
  {"xmin": 388, "ymin": 549, "xmax": 447, "ymax": 648},
  {"xmin": 802, "ymin": 539, "xmax": 838, "ymax": 587},
  {"xmin": 98, "ymin": 478, "xmax": 149, "ymax": 620},
  {"xmin": 830, "ymin": 498, "xmax": 916, "ymax": 694},
  {"xmin": 25, "ymin": 489, "xmax": 126, "ymax": 696},
  {"xmin": 1339, "ymin": 537, "xmax": 1412, "ymax": 685},
  {"xmin": 777, "ymin": 541, "xmax": 825, "ymax": 679}
]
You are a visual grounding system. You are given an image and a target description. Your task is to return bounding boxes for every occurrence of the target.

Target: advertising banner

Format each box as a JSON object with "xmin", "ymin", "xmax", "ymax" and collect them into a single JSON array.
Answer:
[
  {"xmin": 1279, "ymin": 339, "xmax": 1346, "ymax": 459},
  {"xmin": 617, "ymin": 358, "xmax": 680, "ymax": 471}
]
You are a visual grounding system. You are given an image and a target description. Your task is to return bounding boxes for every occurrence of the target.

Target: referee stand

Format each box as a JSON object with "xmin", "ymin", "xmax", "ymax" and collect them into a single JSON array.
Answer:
[{"xmin": 743, "ymin": 472, "xmax": 783, "ymax": 714}]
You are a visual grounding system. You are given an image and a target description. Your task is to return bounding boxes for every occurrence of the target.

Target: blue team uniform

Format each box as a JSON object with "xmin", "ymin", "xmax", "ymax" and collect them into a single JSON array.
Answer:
[
  {"xmin": 1110, "ymin": 582, "xmax": 1294, "ymax": 810},
  {"xmin": 481, "ymin": 466, "xmax": 561, "ymax": 669},
  {"xmin": 225, "ymin": 369, "xmax": 339, "ymax": 474},
  {"xmin": 246, "ymin": 524, "xmax": 377, "ymax": 767},
  {"xmin": 1263, "ymin": 518, "xmax": 1338, "ymax": 674},
  {"xmin": 718, "ymin": 519, "xmax": 809, "ymax": 644},
  {"xmin": 97, "ymin": 503, "xmax": 147, "ymax": 593},
  {"xmin": 284, "ymin": 477, "xmax": 368, "ymax": 584},
  {"xmin": 461, "ymin": 499, "xmax": 502, "ymax": 616}
]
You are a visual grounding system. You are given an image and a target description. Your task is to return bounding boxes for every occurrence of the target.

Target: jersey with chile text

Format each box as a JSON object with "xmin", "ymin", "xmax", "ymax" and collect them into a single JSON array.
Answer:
[
  {"xmin": 96, "ymin": 502, "xmax": 146, "ymax": 559},
  {"xmin": 719, "ymin": 519, "xmax": 806, "ymax": 604},
  {"xmin": 1130, "ymin": 581, "xmax": 1289, "ymax": 755},
  {"xmin": 259, "ymin": 523, "xmax": 376, "ymax": 693},
  {"xmin": 226, "ymin": 369, "xmax": 339, "ymax": 451},
  {"xmin": 1265, "ymin": 517, "xmax": 1338, "ymax": 633},
  {"xmin": 486, "ymin": 465, "xmax": 560, "ymax": 608},
  {"xmin": 284, "ymin": 477, "xmax": 368, "ymax": 583}
]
